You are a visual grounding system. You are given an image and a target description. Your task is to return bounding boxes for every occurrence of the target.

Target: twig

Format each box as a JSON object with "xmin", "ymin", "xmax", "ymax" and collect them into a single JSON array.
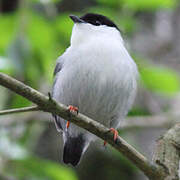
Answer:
[
  {"xmin": 0, "ymin": 72, "xmax": 167, "ymax": 179},
  {"xmin": 0, "ymin": 110, "xmax": 179, "ymax": 130},
  {"xmin": 0, "ymin": 106, "xmax": 40, "ymax": 115}
]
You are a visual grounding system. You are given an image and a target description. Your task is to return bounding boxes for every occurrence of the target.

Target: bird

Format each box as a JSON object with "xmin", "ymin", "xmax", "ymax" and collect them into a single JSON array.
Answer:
[{"xmin": 52, "ymin": 13, "xmax": 138, "ymax": 166}]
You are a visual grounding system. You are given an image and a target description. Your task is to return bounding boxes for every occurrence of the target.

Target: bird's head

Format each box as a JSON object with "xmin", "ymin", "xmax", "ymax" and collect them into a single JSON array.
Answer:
[{"xmin": 69, "ymin": 13, "xmax": 122, "ymax": 46}]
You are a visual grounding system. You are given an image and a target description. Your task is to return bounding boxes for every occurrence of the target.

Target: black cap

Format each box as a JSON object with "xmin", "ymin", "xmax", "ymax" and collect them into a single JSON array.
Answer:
[{"xmin": 69, "ymin": 15, "xmax": 85, "ymax": 23}]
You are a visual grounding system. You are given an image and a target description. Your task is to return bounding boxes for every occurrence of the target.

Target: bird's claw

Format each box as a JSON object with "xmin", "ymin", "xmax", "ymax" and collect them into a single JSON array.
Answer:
[
  {"xmin": 68, "ymin": 105, "xmax": 79, "ymax": 114},
  {"xmin": 109, "ymin": 128, "xmax": 118, "ymax": 141},
  {"xmin": 66, "ymin": 105, "xmax": 79, "ymax": 130},
  {"xmin": 103, "ymin": 128, "xmax": 118, "ymax": 146}
]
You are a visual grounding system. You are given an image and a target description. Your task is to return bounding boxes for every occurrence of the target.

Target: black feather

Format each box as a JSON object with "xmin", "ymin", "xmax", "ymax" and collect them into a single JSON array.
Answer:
[
  {"xmin": 63, "ymin": 134, "xmax": 85, "ymax": 166},
  {"xmin": 53, "ymin": 115, "xmax": 63, "ymax": 131},
  {"xmin": 52, "ymin": 59, "xmax": 63, "ymax": 130},
  {"xmin": 53, "ymin": 62, "xmax": 62, "ymax": 76},
  {"xmin": 80, "ymin": 13, "xmax": 120, "ymax": 31}
]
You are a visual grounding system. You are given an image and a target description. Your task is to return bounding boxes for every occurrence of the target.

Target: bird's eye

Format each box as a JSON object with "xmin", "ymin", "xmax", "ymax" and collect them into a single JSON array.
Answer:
[{"xmin": 95, "ymin": 20, "xmax": 101, "ymax": 25}]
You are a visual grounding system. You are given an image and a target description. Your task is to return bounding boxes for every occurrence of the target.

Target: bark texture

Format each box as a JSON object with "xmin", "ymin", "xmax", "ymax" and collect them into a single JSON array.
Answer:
[{"xmin": 153, "ymin": 123, "xmax": 180, "ymax": 180}]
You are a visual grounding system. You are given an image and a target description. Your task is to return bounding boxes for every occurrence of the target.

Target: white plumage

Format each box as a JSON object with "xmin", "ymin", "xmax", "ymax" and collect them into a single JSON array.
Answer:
[{"xmin": 52, "ymin": 14, "xmax": 138, "ymax": 166}]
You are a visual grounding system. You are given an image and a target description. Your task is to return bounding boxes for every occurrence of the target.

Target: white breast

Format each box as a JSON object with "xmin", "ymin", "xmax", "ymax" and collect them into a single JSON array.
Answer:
[{"xmin": 53, "ymin": 32, "xmax": 138, "ymax": 134}]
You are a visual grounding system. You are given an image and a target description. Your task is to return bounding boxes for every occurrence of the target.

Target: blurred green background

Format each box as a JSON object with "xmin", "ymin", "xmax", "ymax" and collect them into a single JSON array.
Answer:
[{"xmin": 0, "ymin": 0, "xmax": 180, "ymax": 179}]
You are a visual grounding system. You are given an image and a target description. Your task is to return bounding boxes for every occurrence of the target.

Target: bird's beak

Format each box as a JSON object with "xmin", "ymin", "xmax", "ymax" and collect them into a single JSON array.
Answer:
[{"xmin": 69, "ymin": 15, "xmax": 85, "ymax": 23}]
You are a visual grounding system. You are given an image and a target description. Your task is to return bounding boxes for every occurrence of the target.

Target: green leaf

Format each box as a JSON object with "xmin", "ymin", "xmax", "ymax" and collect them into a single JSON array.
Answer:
[
  {"xmin": 51, "ymin": 0, "xmax": 62, "ymax": 3},
  {"xmin": 27, "ymin": 12, "xmax": 59, "ymax": 80},
  {"xmin": 97, "ymin": 0, "xmax": 177, "ymax": 11},
  {"xmin": 96, "ymin": 0, "xmax": 119, "ymax": 8},
  {"xmin": 27, "ymin": 13, "xmax": 57, "ymax": 52},
  {"xmin": 128, "ymin": 108, "xmax": 150, "ymax": 116},
  {"xmin": 54, "ymin": 14, "xmax": 73, "ymax": 43},
  {"xmin": 8, "ymin": 156, "xmax": 78, "ymax": 180},
  {"xmin": 140, "ymin": 65, "xmax": 180, "ymax": 95},
  {"xmin": 11, "ymin": 95, "xmax": 31, "ymax": 108},
  {"xmin": 0, "ymin": 14, "xmax": 18, "ymax": 54},
  {"xmin": 121, "ymin": 0, "xmax": 177, "ymax": 11}
]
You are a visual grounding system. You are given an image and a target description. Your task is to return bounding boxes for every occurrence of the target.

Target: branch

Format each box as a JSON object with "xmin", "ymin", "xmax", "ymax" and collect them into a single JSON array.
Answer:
[
  {"xmin": 0, "ymin": 72, "xmax": 167, "ymax": 179},
  {"xmin": 153, "ymin": 123, "xmax": 180, "ymax": 180},
  {"xmin": 0, "ymin": 106, "xmax": 40, "ymax": 115},
  {"xmin": 1, "ymin": 102, "xmax": 180, "ymax": 129}
]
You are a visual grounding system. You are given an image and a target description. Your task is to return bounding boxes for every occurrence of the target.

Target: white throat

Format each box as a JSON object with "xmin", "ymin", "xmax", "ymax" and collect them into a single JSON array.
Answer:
[{"xmin": 70, "ymin": 23, "xmax": 123, "ymax": 46}]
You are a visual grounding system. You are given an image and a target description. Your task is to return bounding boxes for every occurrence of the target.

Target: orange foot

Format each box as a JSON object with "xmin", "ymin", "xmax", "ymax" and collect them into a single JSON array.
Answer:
[
  {"xmin": 104, "ymin": 128, "xmax": 118, "ymax": 146},
  {"xmin": 66, "ymin": 105, "xmax": 79, "ymax": 129},
  {"xmin": 68, "ymin": 105, "xmax": 79, "ymax": 114}
]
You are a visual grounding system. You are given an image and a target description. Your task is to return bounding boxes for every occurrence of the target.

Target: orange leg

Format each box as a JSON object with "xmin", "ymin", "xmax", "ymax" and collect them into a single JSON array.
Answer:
[
  {"xmin": 66, "ymin": 105, "xmax": 79, "ymax": 129},
  {"xmin": 66, "ymin": 121, "xmax": 70, "ymax": 129},
  {"xmin": 104, "ymin": 128, "xmax": 119, "ymax": 146}
]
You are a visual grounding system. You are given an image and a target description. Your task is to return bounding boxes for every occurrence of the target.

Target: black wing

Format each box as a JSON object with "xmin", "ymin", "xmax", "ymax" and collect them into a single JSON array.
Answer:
[
  {"xmin": 52, "ymin": 57, "xmax": 64, "ymax": 131},
  {"xmin": 53, "ymin": 61, "xmax": 62, "ymax": 76},
  {"xmin": 52, "ymin": 114, "xmax": 63, "ymax": 132}
]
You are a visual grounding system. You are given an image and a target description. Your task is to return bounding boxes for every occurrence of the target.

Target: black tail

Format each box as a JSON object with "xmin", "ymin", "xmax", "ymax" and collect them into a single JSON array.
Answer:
[{"xmin": 63, "ymin": 134, "xmax": 85, "ymax": 166}]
